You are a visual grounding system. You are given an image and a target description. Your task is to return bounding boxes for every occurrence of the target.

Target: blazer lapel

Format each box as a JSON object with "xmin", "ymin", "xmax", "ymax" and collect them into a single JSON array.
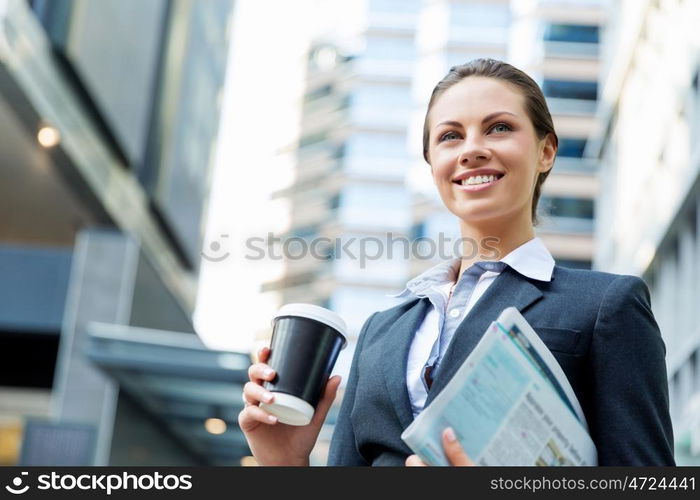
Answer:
[
  {"xmin": 381, "ymin": 297, "xmax": 431, "ymax": 430},
  {"xmin": 424, "ymin": 266, "xmax": 544, "ymax": 406}
]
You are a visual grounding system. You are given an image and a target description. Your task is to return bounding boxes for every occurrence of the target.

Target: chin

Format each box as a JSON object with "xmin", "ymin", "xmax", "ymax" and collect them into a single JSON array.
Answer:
[
  {"xmin": 456, "ymin": 215, "xmax": 503, "ymax": 230},
  {"xmin": 448, "ymin": 202, "xmax": 503, "ymax": 224},
  {"xmin": 448, "ymin": 196, "xmax": 530, "ymax": 225}
]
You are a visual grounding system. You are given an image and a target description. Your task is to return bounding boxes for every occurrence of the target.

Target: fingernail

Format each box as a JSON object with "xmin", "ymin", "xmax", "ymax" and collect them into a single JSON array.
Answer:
[
  {"xmin": 263, "ymin": 368, "xmax": 274, "ymax": 378},
  {"xmin": 444, "ymin": 427, "xmax": 456, "ymax": 443},
  {"xmin": 262, "ymin": 392, "xmax": 273, "ymax": 403},
  {"xmin": 267, "ymin": 415, "xmax": 278, "ymax": 423}
]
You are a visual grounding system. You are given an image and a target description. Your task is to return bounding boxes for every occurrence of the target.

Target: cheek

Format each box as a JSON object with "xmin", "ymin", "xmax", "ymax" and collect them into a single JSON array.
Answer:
[
  {"xmin": 497, "ymin": 139, "xmax": 527, "ymax": 160},
  {"xmin": 429, "ymin": 150, "xmax": 453, "ymax": 178},
  {"xmin": 500, "ymin": 140, "xmax": 537, "ymax": 175}
]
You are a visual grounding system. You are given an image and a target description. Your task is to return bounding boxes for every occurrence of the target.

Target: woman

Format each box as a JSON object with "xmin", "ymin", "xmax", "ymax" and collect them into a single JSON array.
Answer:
[{"xmin": 239, "ymin": 59, "xmax": 675, "ymax": 466}]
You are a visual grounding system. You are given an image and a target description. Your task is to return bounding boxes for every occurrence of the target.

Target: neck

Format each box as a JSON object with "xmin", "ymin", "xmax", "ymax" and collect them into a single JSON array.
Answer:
[{"xmin": 456, "ymin": 210, "xmax": 534, "ymax": 279}]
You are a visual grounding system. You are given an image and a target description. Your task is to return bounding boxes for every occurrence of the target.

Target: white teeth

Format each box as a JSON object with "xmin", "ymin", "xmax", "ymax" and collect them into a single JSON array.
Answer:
[{"xmin": 461, "ymin": 174, "xmax": 498, "ymax": 186}]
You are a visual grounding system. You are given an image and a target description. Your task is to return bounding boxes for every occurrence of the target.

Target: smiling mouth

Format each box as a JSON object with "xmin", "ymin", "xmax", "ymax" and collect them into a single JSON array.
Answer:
[{"xmin": 452, "ymin": 173, "xmax": 505, "ymax": 187}]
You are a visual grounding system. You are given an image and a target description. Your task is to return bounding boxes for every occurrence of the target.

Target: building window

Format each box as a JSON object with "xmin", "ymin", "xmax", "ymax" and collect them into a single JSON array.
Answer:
[
  {"xmin": 690, "ymin": 68, "xmax": 700, "ymax": 148},
  {"xmin": 544, "ymin": 24, "xmax": 599, "ymax": 44},
  {"xmin": 332, "ymin": 143, "xmax": 346, "ymax": 160},
  {"xmin": 557, "ymin": 138, "xmax": 587, "ymax": 158},
  {"xmin": 292, "ymin": 224, "xmax": 319, "ymax": 240},
  {"xmin": 541, "ymin": 196, "xmax": 595, "ymax": 219},
  {"xmin": 299, "ymin": 131, "xmax": 328, "ymax": 148},
  {"xmin": 329, "ymin": 193, "xmax": 341, "ymax": 210},
  {"xmin": 410, "ymin": 222, "xmax": 426, "ymax": 240},
  {"xmin": 350, "ymin": 84, "xmax": 411, "ymax": 110},
  {"xmin": 364, "ymin": 36, "xmax": 416, "ymax": 61},
  {"xmin": 543, "ymin": 79, "xmax": 598, "ymax": 100},
  {"xmin": 344, "ymin": 132, "xmax": 410, "ymax": 160},
  {"xmin": 304, "ymin": 84, "xmax": 333, "ymax": 103},
  {"xmin": 451, "ymin": 2, "xmax": 510, "ymax": 27},
  {"xmin": 371, "ymin": 0, "xmax": 421, "ymax": 14}
]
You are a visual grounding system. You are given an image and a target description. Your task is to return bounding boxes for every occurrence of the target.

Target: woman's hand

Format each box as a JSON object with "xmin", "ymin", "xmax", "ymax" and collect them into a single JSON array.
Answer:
[
  {"xmin": 405, "ymin": 428, "xmax": 474, "ymax": 466},
  {"xmin": 238, "ymin": 346, "xmax": 342, "ymax": 466}
]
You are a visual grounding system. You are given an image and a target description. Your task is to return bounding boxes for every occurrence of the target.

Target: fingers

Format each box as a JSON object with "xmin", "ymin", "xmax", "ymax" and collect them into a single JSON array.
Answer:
[
  {"xmin": 248, "ymin": 347, "xmax": 274, "ymax": 391},
  {"xmin": 404, "ymin": 428, "xmax": 473, "ymax": 467},
  {"xmin": 243, "ymin": 381, "xmax": 275, "ymax": 406},
  {"xmin": 310, "ymin": 375, "xmax": 342, "ymax": 426},
  {"xmin": 238, "ymin": 404, "xmax": 278, "ymax": 432},
  {"xmin": 442, "ymin": 428, "xmax": 474, "ymax": 466},
  {"xmin": 257, "ymin": 346, "xmax": 271, "ymax": 363},
  {"xmin": 405, "ymin": 454, "xmax": 427, "ymax": 466},
  {"xmin": 238, "ymin": 353, "xmax": 279, "ymax": 432},
  {"xmin": 248, "ymin": 361, "xmax": 276, "ymax": 385},
  {"xmin": 243, "ymin": 347, "xmax": 276, "ymax": 409}
]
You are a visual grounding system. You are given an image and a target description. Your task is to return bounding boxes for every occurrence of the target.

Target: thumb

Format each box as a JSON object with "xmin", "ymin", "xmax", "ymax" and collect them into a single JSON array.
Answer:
[
  {"xmin": 310, "ymin": 375, "xmax": 342, "ymax": 426},
  {"xmin": 442, "ymin": 428, "xmax": 474, "ymax": 466}
]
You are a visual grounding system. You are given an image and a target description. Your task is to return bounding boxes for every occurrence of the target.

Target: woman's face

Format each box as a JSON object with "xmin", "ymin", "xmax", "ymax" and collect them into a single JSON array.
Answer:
[{"xmin": 426, "ymin": 76, "xmax": 555, "ymax": 227}]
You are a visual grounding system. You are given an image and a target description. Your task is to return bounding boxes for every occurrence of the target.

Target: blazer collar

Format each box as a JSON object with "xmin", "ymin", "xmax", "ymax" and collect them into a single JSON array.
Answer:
[{"xmin": 423, "ymin": 265, "xmax": 544, "ymax": 407}]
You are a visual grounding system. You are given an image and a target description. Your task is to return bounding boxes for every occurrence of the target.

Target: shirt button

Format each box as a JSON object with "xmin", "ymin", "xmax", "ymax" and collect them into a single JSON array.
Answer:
[{"xmin": 449, "ymin": 308, "xmax": 460, "ymax": 318}]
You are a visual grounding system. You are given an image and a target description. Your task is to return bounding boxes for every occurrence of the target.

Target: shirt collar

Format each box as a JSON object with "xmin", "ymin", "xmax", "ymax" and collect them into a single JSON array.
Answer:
[
  {"xmin": 390, "ymin": 258, "xmax": 459, "ymax": 298},
  {"xmin": 500, "ymin": 236, "xmax": 555, "ymax": 282},
  {"xmin": 388, "ymin": 237, "xmax": 555, "ymax": 298}
]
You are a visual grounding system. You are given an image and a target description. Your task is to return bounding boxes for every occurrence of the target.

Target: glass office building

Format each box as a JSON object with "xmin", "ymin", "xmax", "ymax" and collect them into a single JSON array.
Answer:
[
  {"xmin": 0, "ymin": 0, "xmax": 246, "ymax": 465},
  {"xmin": 591, "ymin": 0, "xmax": 700, "ymax": 464}
]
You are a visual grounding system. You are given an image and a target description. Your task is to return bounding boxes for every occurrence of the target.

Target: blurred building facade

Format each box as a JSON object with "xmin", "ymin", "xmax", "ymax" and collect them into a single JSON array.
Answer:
[
  {"xmin": 591, "ymin": 0, "xmax": 700, "ymax": 464},
  {"xmin": 0, "ymin": 0, "xmax": 248, "ymax": 465}
]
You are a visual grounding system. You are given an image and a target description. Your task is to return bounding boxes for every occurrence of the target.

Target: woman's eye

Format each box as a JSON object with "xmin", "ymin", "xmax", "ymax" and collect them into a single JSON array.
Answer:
[
  {"xmin": 439, "ymin": 131, "xmax": 461, "ymax": 142},
  {"xmin": 489, "ymin": 122, "xmax": 512, "ymax": 134}
]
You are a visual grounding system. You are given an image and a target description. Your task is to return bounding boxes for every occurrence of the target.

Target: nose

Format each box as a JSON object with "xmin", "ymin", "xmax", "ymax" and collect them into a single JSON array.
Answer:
[{"xmin": 458, "ymin": 138, "xmax": 491, "ymax": 166}]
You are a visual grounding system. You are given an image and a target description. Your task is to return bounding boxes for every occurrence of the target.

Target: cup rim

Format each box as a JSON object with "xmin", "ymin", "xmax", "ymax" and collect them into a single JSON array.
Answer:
[
  {"xmin": 260, "ymin": 393, "xmax": 314, "ymax": 426},
  {"xmin": 273, "ymin": 303, "xmax": 347, "ymax": 348}
]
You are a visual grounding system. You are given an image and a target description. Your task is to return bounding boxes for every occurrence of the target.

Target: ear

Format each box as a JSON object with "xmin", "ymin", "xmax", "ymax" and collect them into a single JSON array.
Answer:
[{"xmin": 537, "ymin": 133, "xmax": 557, "ymax": 174}]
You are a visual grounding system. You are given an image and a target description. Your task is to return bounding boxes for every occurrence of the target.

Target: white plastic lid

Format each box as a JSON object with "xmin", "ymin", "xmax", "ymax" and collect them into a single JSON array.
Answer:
[
  {"xmin": 273, "ymin": 303, "xmax": 347, "ymax": 348},
  {"xmin": 260, "ymin": 393, "xmax": 314, "ymax": 426}
]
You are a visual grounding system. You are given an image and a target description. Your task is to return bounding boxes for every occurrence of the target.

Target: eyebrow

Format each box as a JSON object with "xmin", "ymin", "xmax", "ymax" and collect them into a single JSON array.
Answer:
[{"xmin": 433, "ymin": 111, "xmax": 519, "ymax": 130}]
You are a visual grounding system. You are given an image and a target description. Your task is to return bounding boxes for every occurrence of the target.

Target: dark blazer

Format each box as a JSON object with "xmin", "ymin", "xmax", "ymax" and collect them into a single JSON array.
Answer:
[{"xmin": 327, "ymin": 265, "xmax": 675, "ymax": 466}]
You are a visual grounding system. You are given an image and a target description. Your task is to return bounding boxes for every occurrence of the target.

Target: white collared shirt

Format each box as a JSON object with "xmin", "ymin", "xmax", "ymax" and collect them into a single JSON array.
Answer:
[{"xmin": 390, "ymin": 237, "xmax": 555, "ymax": 418}]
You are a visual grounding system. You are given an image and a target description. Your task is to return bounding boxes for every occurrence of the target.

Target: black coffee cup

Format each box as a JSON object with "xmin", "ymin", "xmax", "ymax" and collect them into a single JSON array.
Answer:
[{"xmin": 260, "ymin": 303, "xmax": 347, "ymax": 426}]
